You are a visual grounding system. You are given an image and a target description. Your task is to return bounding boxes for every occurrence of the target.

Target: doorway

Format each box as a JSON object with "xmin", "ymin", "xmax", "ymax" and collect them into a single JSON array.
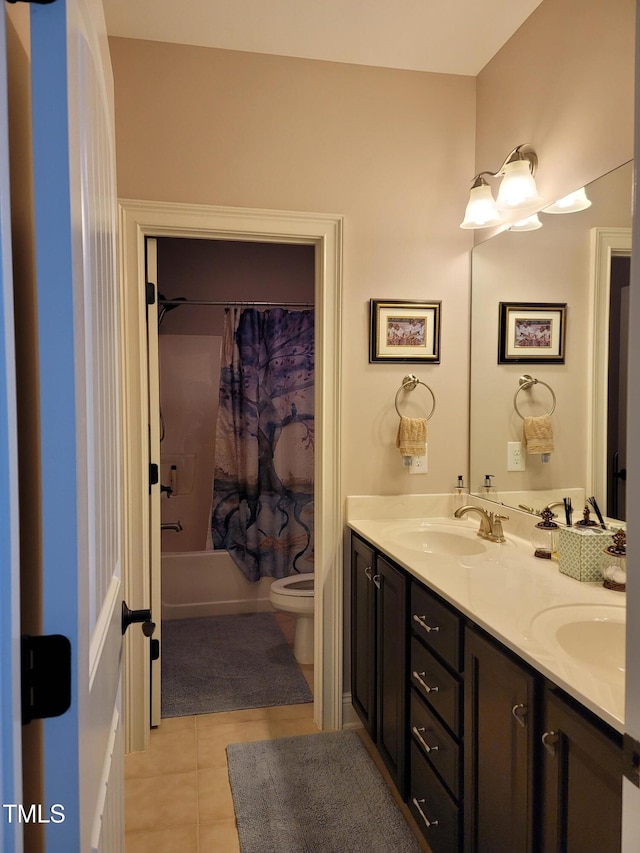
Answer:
[
  {"xmin": 119, "ymin": 200, "xmax": 343, "ymax": 753},
  {"xmin": 151, "ymin": 235, "xmax": 316, "ymax": 720}
]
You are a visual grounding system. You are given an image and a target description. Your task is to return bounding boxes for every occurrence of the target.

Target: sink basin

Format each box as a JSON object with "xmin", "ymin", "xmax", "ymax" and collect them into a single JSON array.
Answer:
[
  {"xmin": 380, "ymin": 519, "xmax": 490, "ymax": 557},
  {"xmin": 530, "ymin": 604, "xmax": 625, "ymax": 682}
]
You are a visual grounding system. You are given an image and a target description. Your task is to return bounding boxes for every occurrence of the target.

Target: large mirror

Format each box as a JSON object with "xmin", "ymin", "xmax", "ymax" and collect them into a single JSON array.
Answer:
[{"xmin": 469, "ymin": 161, "xmax": 632, "ymax": 523}]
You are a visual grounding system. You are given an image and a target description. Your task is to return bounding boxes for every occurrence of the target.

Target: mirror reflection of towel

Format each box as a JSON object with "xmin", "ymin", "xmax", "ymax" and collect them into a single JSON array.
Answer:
[
  {"xmin": 396, "ymin": 417, "xmax": 427, "ymax": 457},
  {"xmin": 522, "ymin": 415, "xmax": 554, "ymax": 455}
]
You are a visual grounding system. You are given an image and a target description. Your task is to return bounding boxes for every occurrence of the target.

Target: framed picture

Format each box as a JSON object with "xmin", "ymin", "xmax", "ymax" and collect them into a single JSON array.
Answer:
[
  {"xmin": 498, "ymin": 302, "xmax": 566, "ymax": 364},
  {"xmin": 369, "ymin": 299, "xmax": 441, "ymax": 363}
]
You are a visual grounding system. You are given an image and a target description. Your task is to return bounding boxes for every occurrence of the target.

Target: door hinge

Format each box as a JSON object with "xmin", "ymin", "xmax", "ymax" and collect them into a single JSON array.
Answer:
[
  {"xmin": 21, "ymin": 634, "xmax": 72, "ymax": 725},
  {"xmin": 623, "ymin": 733, "xmax": 640, "ymax": 787},
  {"xmin": 146, "ymin": 281, "xmax": 156, "ymax": 305},
  {"xmin": 149, "ymin": 462, "xmax": 159, "ymax": 491}
]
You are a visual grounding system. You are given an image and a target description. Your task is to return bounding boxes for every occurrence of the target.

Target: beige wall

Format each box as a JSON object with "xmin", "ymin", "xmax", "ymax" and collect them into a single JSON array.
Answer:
[
  {"xmin": 476, "ymin": 0, "xmax": 634, "ymax": 220},
  {"xmin": 109, "ymin": 0, "xmax": 635, "ymax": 501},
  {"xmin": 109, "ymin": 37, "xmax": 477, "ymax": 496}
]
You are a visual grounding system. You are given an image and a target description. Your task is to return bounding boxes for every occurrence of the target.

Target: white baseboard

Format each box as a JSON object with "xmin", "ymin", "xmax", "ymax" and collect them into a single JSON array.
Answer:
[{"xmin": 341, "ymin": 693, "xmax": 362, "ymax": 730}]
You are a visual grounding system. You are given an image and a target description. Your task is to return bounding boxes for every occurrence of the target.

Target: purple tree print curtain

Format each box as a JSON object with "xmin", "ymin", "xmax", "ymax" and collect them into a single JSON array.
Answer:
[{"xmin": 211, "ymin": 307, "xmax": 314, "ymax": 581}]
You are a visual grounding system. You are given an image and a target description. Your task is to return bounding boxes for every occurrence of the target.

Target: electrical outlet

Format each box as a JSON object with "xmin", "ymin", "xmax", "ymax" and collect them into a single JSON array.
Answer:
[
  {"xmin": 409, "ymin": 447, "xmax": 428, "ymax": 474},
  {"xmin": 507, "ymin": 441, "xmax": 526, "ymax": 471}
]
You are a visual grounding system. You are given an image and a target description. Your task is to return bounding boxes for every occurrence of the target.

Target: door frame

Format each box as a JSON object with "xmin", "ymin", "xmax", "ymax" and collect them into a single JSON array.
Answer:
[
  {"xmin": 119, "ymin": 199, "xmax": 344, "ymax": 751},
  {"xmin": 587, "ymin": 226, "xmax": 632, "ymax": 512}
]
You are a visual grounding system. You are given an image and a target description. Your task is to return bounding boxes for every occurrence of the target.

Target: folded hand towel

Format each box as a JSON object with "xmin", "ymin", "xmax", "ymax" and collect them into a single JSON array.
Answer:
[
  {"xmin": 522, "ymin": 415, "xmax": 554, "ymax": 455},
  {"xmin": 396, "ymin": 417, "xmax": 427, "ymax": 457}
]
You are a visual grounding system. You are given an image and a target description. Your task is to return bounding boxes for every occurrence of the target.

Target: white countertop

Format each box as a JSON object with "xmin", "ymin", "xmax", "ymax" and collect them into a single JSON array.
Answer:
[{"xmin": 347, "ymin": 498, "xmax": 626, "ymax": 733}]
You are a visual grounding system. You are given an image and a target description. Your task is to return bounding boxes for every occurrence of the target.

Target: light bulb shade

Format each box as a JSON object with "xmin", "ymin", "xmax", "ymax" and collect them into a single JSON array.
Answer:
[
  {"xmin": 495, "ymin": 159, "xmax": 542, "ymax": 211},
  {"xmin": 510, "ymin": 213, "xmax": 543, "ymax": 232},
  {"xmin": 460, "ymin": 184, "xmax": 503, "ymax": 229},
  {"xmin": 542, "ymin": 186, "xmax": 592, "ymax": 214}
]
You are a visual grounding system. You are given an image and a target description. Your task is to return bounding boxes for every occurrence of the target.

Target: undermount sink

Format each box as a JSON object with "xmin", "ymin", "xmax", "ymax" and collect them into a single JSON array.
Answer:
[
  {"xmin": 530, "ymin": 604, "xmax": 626, "ymax": 682},
  {"xmin": 380, "ymin": 519, "xmax": 493, "ymax": 557}
]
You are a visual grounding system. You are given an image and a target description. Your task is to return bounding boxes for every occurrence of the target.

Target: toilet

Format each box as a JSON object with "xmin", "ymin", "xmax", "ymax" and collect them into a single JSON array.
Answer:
[{"xmin": 269, "ymin": 573, "xmax": 315, "ymax": 664}]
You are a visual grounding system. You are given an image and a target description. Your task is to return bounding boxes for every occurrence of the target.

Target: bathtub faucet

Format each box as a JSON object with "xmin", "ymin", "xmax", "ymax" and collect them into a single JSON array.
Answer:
[{"xmin": 161, "ymin": 521, "xmax": 183, "ymax": 533}]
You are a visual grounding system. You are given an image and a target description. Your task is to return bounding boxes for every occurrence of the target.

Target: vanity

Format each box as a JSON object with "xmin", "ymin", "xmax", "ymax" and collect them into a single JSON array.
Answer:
[{"xmin": 348, "ymin": 498, "xmax": 625, "ymax": 853}]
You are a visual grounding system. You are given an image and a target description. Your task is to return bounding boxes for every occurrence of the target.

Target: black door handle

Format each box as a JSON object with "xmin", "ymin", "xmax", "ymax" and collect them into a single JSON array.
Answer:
[{"xmin": 121, "ymin": 601, "xmax": 156, "ymax": 637}]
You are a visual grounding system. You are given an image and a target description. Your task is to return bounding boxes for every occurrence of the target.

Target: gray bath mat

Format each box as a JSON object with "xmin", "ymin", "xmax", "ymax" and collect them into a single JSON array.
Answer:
[
  {"xmin": 226, "ymin": 730, "xmax": 423, "ymax": 853},
  {"xmin": 161, "ymin": 612, "xmax": 312, "ymax": 717}
]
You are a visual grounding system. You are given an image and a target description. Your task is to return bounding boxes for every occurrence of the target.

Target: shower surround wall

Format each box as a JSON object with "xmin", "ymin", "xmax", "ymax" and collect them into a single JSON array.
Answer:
[{"xmin": 158, "ymin": 238, "xmax": 315, "ymax": 554}]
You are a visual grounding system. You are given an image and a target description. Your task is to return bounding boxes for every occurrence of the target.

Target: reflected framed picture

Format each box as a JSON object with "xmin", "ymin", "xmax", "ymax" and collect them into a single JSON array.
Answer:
[
  {"xmin": 498, "ymin": 302, "xmax": 566, "ymax": 364},
  {"xmin": 369, "ymin": 299, "xmax": 441, "ymax": 363}
]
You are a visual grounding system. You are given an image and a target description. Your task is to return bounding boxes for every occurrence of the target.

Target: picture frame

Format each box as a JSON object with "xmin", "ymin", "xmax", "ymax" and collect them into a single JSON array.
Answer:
[
  {"xmin": 498, "ymin": 302, "xmax": 567, "ymax": 364},
  {"xmin": 369, "ymin": 299, "xmax": 441, "ymax": 363}
]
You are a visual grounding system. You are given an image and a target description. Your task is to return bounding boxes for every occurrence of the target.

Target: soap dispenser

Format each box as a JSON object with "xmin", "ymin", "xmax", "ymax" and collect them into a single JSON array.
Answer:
[
  {"xmin": 453, "ymin": 474, "xmax": 468, "ymax": 511},
  {"xmin": 482, "ymin": 474, "xmax": 496, "ymax": 495}
]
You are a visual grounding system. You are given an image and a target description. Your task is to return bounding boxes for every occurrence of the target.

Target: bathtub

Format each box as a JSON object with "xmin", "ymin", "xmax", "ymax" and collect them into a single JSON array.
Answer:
[{"xmin": 161, "ymin": 550, "xmax": 275, "ymax": 620}]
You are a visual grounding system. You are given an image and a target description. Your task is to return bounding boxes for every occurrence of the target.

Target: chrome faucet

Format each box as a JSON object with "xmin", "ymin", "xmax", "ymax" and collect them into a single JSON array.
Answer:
[{"xmin": 454, "ymin": 505, "xmax": 509, "ymax": 543}]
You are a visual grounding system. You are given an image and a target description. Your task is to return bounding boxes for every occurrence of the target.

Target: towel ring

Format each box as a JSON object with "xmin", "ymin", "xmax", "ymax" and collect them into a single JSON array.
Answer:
[
  {"xmin": 395, "ymin": 374, "xmax": 436, "ymax": 420},
  {"xmin": 513, "ymin": 374, "xmax": 556, "ymax": 420}
]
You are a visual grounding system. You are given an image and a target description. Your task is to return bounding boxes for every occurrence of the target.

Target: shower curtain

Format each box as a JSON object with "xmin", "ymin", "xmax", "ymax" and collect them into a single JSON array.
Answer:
[{"xmin": 211, "ymin": 307, "xmax": 314, "ymax": 582}]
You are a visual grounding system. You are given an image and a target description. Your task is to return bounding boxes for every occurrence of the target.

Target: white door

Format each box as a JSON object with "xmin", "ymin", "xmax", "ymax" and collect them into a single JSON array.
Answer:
[
  {"xmin": 0, "ymin": 9, "xmax": 22, "ymax": 853},
  {"xmin": 30, "ymin": 0, "xmax": 124, "ymax": 850}
]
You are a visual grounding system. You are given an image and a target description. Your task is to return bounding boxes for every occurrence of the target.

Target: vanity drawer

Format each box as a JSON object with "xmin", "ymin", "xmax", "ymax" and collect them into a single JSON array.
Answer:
[
  {"xmin": 411, "ymin": 636, "xmax": 462, "ymax": 737},
  {"xmin": 410, "ymin": 741, "xmax": 461, "ymax": 853},
  {"xmin": 410, "ymin": 688, "xmax": 461, "ymax": 800},
  {"xmin": 411, "ymin": 582, "xmax": 462, "ymax": 672}
]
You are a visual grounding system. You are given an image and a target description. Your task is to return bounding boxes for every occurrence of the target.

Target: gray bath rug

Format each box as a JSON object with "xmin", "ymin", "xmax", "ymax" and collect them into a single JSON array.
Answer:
[
  {"xmin": 161, "ymin": 612, "xmax": 313, "ymax": 717},
  {"xmin": 226, "ymin": 730, "xmax": 423, "ymax": 853}
]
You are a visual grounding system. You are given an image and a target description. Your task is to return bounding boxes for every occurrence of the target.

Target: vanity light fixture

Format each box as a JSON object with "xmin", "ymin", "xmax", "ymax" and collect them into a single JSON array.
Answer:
[
  {"xmin": 542, "ymin": 186, "xmax": 592, "ymax": 214},
  {"xmin": 510, "ymin": 213, "xmax": 543, "ymax": 232},
  {"xmin": 460, "ymin": 144, "xmax": 542, "ymax": 230}
]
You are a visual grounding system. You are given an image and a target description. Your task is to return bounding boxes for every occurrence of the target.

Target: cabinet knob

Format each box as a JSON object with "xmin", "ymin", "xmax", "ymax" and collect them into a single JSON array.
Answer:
[
  {"xmin": 364, "ymin": 566, "xmax": 373, "ymax": 581},
  {"xmin": 512, "ymin": 703, "xmax": 527, "ymax": 728},
  {"xmin": 542, "ymin": 730, "xmax": 558, "ymax": 756},
  {"xmin": 412, "ymin": 797, "xmax": 439, "ymax": 830},
  {"xmin": 412, "ymin": 725, "xmax": 440, "ymax": 754},
  {"xmin": 372, "ymin": 574, "xmax": 381, "ymax": 589},
  {"xmin": 412, "ymin": 670, "xmax": 439, "ymax": 694},
  {"xmin": 413, "ymin": 614, "xmax": 440, "ymax": 634}
]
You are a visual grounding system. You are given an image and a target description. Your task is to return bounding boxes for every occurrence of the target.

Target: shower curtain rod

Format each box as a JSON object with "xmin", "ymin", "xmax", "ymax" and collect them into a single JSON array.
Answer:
[{"xmin": 158, "ymin": 298, "xmax": 313, "ymax": 308}]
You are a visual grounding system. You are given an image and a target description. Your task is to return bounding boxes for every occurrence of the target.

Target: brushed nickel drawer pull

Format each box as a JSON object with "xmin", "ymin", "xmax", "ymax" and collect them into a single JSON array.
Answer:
[
  {"xmin": 542, "ymin": 730, "xmax": 558, "ymax": 756},
  {"xmin": 364, "ymin": 566, "xmax": 373, "ymax": 581},
  {"xmin": 512, "ymin": 703, "xmax": 527, "ymax": 728},
  {"xmin": 372, "ymin": 574, "xmax": 381, "ymax": 589},
  {"xmin": 412, "ymin": 670, "xmax": 439, "ymax": 694},
  {"xmin": 412, "ymin": 797, "xmax": 439, "ymax": 829},
  {"xmin": 412, "ymin": 725, "xmax": 439, "ymax": 754},
  {"xmin": 413, "ymin": 614, "xmax": 440, "ymax": 633}
]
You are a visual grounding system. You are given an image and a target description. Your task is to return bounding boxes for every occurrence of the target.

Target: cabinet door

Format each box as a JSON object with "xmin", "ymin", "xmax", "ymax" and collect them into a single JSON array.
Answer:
[
  {"xmin": 540, "ymin": 689, "xmax": 622, "ymax": 852},
  {"xmin": 465, "ymin": 627, "xmax": 537, "ymax": 853},
  {"xmin": 377, "ymin": 555, "xmax": 408, "ymax": 797},
  {"xmin": 351, "ymin": 535, "xmax": 376, "ymax": 736}
]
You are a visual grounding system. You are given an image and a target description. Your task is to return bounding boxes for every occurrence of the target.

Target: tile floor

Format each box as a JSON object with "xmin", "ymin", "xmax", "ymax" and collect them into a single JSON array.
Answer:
[{"xmin": 124, "ymin": 612, "xmax": 430, "ymax": 852}]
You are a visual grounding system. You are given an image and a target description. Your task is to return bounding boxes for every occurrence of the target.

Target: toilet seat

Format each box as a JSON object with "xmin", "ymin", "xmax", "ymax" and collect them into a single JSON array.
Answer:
[{"xmin": 270, "ymin": 574, "xmax": 314, "ymax": 596}]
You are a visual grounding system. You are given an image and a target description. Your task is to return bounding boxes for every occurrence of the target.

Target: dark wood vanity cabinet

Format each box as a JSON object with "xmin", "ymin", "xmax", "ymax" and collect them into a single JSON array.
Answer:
[
  {"xmin": 408, "ymin": 581, "xmax": 464, "ymax": 853},
  {"xmin": 350, "ymin": 534, "xmax": 408, "ymax": 797},
  {"xmin": 540, "ymin": 688, "xmax": 622, "ymax": 852},
  {"xmin": 350, "ymin": 532, "xmax": 624, "ymax": 853},
  {"xmin": 464, "ymin": 626, "xmax": 537, "ymax": 853},
  {"xmin": 351, "ymin": 535, "xmax": 377, "ymax": 736},
  {"xmin": 464, "ymin": 626, "xmax": 623, "ymax": 853}
]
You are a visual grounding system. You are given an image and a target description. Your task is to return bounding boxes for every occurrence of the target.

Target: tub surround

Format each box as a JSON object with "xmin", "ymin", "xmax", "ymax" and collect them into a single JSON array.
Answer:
[{"xmin": 346, "ymin": 494, "xmax": 625, "ymax": 732}]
